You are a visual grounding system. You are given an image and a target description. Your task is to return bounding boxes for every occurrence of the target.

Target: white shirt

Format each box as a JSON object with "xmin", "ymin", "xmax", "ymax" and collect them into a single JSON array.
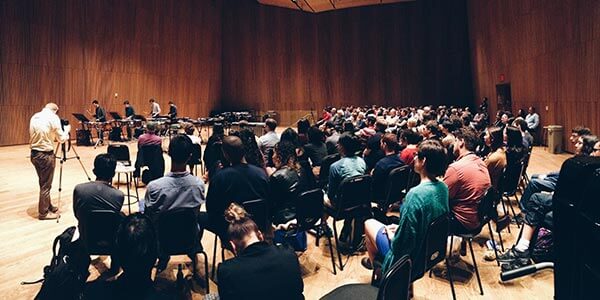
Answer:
[
  {"xmin": 151, "ymin": 102, "xmax": 161, "ymax": 117},
  {"xmin": 29, "ymin": 108, "xmax": 69, "ymax": 152}
]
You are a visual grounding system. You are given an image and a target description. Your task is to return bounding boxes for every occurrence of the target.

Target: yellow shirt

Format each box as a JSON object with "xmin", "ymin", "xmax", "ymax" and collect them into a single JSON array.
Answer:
[{"xmin": 29, "ymin": 108, "xmax": 69, "ymax": 152}]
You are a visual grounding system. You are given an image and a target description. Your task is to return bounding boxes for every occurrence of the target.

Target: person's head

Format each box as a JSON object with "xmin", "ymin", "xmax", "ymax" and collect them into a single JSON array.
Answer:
[
  {"xmin": 485, "ymin": 126, "xmax": 504, "ymax": 151},
  {"xmin": 149, "ymin": 98, "xmax": 155, "ymax": 103},
  {"xmin": 265, "ymin": 118, "xmax": 277, "ymax": 132},
  {"xmin": 505, "ymin": 126, "xmax": 524, "ymax": 148},
  {"xmin": 528, "ymin": 106, "xmax": 535, "ymax": 114},
  {"xmin": 501, "ymin": 113, "xmax": 510, "ymax": 124},
  {"xmin": 44, "ymin": 103, "xmax": 59, "ymax": 114},
  {"xmin": 324, "ymin": 121, "xmax": 336, "ymax": 135},
  {"xmin": 92, "ymin": 100, "xmax": 99, "ymax": 106},
  {"xmin": 168, "ymin": 135, "xmax": 193, "ymax": 165},
  {"xmin": 212, "ymin": 123, "xmax": 224, "ymax": 136},
  {"xmin": 513, "ymin": 118, "xmax": 529, "ymax": 132},
  {"xmin": 337, "ymin": 133, "xmax": 361, "ymax": 157},
  {"xmin": 222, "ymin": 135, "xmax": 245, "ymax": 164},
  {"xmin": 115, "ymin": 213, "xmax": 158, "ymax": 277},
  {"xmin": 280, "ymin": 127, "xmax": 300, "ymax": 146},
  {"xmin": 366, "ymin": 115, "xmax": 377, "ymax": 126},
  {"xmin": 575, "ymin": 135, "xmax": 599, "ymax": 156},
  {"xmin": 570, "ymin": 126, "xmax": 592, "ymax": 144},
  {"xmin": 182, "ymin": 122, "xmax": 195, "ymax": 135},
  {"xmin": 407, "ymin": 118, "xmax": 418, "ymax": 128},
  {"xmin": 123, "ymin": 100, "xmax": 130, "ymax": 106},
  {"xmin": 225, "ymin": 203, "xmax": 263, "ymax": 255},
  {"xmin": 308, "ymin": 126, "xmax": 325, "ymax": 144},
  {"xmin": 297, "ymin": 118, "xmax": 310, "ymax": 134},
  {"xmin": 592, "ymin": 141, "xmax": 600, "ymax": 157},
  {"xmin": 423, "ymin": 120, "xmax": 440, "ymax": 138},
  {"xmin": 342, "ymin": 121, "xmax": 355, "ymax": 133},
  {"xmin": 380, "ymin": 133, "xmax": 399, "ymax": 154},
  {"xmin": 93, "ymin": 153, "xmax": 116, "ymax": 181},
  {"xmin": 146, "ymin": 121, "xmax": 158, "ymax": 133},
  {"xmin": 413, "ymin": 139, "xmax": 448, "ymax": 180},
  {"xmin": 453, "ymin": 127, "xmax": 479, "ymax": 155},
  {"xmin": 375, "ymin": 120, "xmax": 387, "ymax": 133},
  {"xmin": 168, "ymin": 100, "xmax": 174, "ymax": 105},
  {"xmin": 400, "ymin": 129, "xmax": 421, "ymax": 146},
  {"xmin": 273, "ymin": 140, "xmax": 298, "ymax": 169}
]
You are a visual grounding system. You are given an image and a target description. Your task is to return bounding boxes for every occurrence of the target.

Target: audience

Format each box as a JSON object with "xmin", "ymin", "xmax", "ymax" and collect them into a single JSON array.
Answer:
[
  {"xmin": 233, "ymin": 128, "xmax": 266, "ymax": 169},
  {"xmin": 371, "ymin": 133, "xmax": 405, "ymax": 204},
  {"xmin": 203, "ymin": 123, "xmax": 227, "ymax": 178},
  {"xmin": 399, "ymin": 129, "xmax": 421, "ymax": 164},
  {"xmin": 323, "ymin": 121, "xmax": 340, "ymax": 155},
  {"xmin": 257, "ymin": 118, "xmax": 279, "ymax": 160},
  {"xmin": 303, "ymin": 126, "xmax": 328, "ymax": 167},
  {"xmin": 362, "ymin": 139, "xmax": 449, "ymax": 281},
  {"xmin": 326, "ymin": 133, "xmax": 367, "ymax": 208},
  {"xmin": 217, "ymin": 203, "xmax": 304, "ymax": 300}
]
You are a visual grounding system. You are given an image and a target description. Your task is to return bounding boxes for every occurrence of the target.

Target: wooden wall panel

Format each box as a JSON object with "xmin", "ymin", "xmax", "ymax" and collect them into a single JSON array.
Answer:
[
  {"xmin": 220, "ymin": 0, "xmax": 474, "ymax": 126},
  {"xmin": 0, "ymin": 0, "xmax": 222, "ymax": 146},
  {"xmin": 468, "ymin": 0, "xmax": 600, "ymax": 153}
]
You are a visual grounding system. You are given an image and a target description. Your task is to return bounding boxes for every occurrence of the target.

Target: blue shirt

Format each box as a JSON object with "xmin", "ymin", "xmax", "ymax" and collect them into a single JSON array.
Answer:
[
  {"xmin": 327, "ymin": 156, "xmax": 367, "ymax": 203},
  {"xmin": 144, "ymin": 171, "xmax": 205, "ymax": 215}
]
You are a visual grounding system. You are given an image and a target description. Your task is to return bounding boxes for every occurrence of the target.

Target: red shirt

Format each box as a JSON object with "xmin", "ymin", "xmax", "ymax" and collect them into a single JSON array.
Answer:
[
  {"xmin": 443, "ymin": 153, "xmax": 491, "ymax": 230},
  {"xmin": 400, "ymin": 146, "xmax": 418, "ymax": 165},
  {"xmin": 138, "ymin": 132, "xmax": 162, "ymax": 147}
]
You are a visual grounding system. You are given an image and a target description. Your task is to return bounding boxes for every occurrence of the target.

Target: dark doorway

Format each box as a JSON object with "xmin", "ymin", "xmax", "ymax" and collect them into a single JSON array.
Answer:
[{"xmin": 495, "ymin": 83, "xmax": 512, "ymax": 112}]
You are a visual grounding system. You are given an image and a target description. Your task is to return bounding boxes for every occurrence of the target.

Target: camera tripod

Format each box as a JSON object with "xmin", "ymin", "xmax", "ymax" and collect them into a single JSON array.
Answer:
[{"xmin": 54, "ymin": 139, "xmax": 91, "ymax": 223}]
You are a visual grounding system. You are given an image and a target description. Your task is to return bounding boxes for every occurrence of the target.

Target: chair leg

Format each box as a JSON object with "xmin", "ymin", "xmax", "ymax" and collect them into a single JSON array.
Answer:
[
  {"xmin": 332, "ymin": 220, "xmax": 343, "ymax": 271},
  {"xmin": 449, "ymin": 234, "xmax": 455, "ymax": 261},
  {"xmin": 446, "ymin": 257, "xmax": 457, "ymax": 300},
  {"xmin": 505, "ymin": 195, "xmax": 520, "ymax": 228},
  {"xmin": 468, "ymin": 239, "xmax": 484, "ymax": 295},
  {"xmin": 487, "ymin": 222, "xmax": 500, "ymax": 266},
  {"xmin": 211, "ymin": 235, "xmax": 218, "ymax": 280},
  {"xmin": 326, "ymin": 233, "xmax": 337, "ymax": 275},
  {"xmin": 497, "ymin": 229, "xmax": 505, "ymax": 252},
  {"xmin": 117, "ymin": 173, "xmax": 120, "ymax": 188},
  {"xmin": 315, "ymin": 223, "xmax": 321, "ymax": 247},
  {"xmin": 200, "ymin": 251, "xmax": 210, "ymax": 293}
]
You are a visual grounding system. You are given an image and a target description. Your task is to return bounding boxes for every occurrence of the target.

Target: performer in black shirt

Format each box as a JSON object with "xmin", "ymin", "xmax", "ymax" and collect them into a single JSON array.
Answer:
[
  {"xmin": 92, "ymin": 99, "xmax": 106, "ymax": 141},
  {"xmin": 168, "ymin": 100, "xmax": 177, "ymax": 120},
  {"xmin": 123, "ymin": 100, "xmax": 136, "ymax": 140}
]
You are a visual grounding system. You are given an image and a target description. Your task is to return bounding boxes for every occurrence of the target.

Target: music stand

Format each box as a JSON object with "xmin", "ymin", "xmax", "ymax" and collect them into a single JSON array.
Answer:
[
  {"xmin": 109, "ymin": 112, "xmax": 122, "ymax": 120},
  {"xmin": 72, "ymin": 113, "xmax": 90, "ymax": 130},
  {"xmin": 133, "ymin": 114, "xmax": 146, "ymax": 121}
]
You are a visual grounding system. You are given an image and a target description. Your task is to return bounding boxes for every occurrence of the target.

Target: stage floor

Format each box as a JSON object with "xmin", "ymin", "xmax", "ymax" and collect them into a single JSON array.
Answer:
[{"xmin": 0, "ymin": 140, "xmax": 567, "ymax": 299}]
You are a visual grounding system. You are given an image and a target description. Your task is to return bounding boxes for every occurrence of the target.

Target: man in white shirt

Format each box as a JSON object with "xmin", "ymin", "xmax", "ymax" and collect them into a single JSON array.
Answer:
[
  {"xmin": 29, "ymin": 103, "xmax": 70, "ymax": 220},
  {"xmin": 149, "ymin": 98, "xmax": 161, "ymax": 118},
  {"xmin": 525, "ymin": 106, "xmax": 540, "ymax": 133},
  {"xmin": 257, "ymin": 118, "xmax": 279, "ymax": 156}
]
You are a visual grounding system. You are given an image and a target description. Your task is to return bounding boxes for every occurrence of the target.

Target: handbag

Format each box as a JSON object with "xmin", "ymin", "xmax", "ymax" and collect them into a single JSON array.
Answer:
[{"xmin": 273, "ymin": 227, "xmax": 307, "ymax": 252}]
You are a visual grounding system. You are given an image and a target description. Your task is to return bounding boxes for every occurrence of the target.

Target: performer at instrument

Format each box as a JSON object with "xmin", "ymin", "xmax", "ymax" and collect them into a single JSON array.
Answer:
[
  {"xmin": 29, "ymin": 103, "xmax": 70, "ymax": 220},
  {"xmin": 149, "ymin": 98, "xmax": 161, "ymax": 118},
  {"xmin": 168, "ymin": 100, "xmax": 177, "ymax": 120},
  {"xmin": 92, "ymin": 99, "xmax": 106, "ymax": 142},
  {"xmin": 123, "ymin": 100, "xmax": 135, "ymax": 140}
]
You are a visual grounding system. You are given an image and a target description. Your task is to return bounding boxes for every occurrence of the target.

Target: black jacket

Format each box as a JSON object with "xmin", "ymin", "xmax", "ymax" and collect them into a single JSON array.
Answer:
[{"xmin": 217, "ymin": 242, "xmax": 304, "ymax": 300}]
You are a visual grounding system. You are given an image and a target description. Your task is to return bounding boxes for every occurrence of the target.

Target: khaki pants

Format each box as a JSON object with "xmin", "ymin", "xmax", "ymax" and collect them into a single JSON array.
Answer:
[{"xmin": 31, "ymin": 150, "xmax": 56, "ymax": 216}]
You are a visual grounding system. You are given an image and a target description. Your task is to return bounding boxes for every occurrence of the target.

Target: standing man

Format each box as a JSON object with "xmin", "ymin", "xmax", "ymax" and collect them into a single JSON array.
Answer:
[
  {"xmin": 168, "ymin": 100, "xmax": 177, "ymax": 120},
  {"xmin": 149, "ymin": 98, "xmax": 161, "ymax": 118},
  {"xmin": 92, "ymin": 100, "xmax": 107, "ymax": 142},
  {"xmin": 29, "ymin": 103, "xmax": 70, "ymax": 220},
  {"xmin": 525, "ymin": 106, "xmax": 540, "ymax": 134},
  {"xmin": 123, "ymin": 100, "xmax": 135, "ymax": 140}
]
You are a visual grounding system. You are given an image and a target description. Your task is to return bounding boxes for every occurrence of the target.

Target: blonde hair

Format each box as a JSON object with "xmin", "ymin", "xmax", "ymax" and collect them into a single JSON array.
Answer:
[{"xmin": 224, "ymin": 203, "xmax": 259, "ymax": 242}]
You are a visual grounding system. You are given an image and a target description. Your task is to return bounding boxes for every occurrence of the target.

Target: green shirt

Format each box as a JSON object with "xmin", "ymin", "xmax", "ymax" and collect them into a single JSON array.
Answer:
[{"xmin": 381, "ymin": 180, "xmax": 449, "ymax": 278}]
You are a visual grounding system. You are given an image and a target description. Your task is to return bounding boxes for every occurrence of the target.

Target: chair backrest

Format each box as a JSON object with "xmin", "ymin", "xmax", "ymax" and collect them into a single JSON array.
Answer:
[
  {"xmin": 156, "ymin": 208, "xmax": 201, "ymax": 255},
  {"xmin": 318, "ymin": 153, "xmax": 341, "ymax": 187},
  {"xmin": 499, "ymin": 159, "xmax": 524, "ymax": 195},
  {"xmin": 189, "ymin": 143, "xmax": 202, "ymax": 165},
  {"xmin": 241, "ymin": 199, "xmax": 270, "ymax": 233},
  {"xmin": 422, "ymin": 213, "xmax": 449, "ymax": 277},
  {"xmin": 382, "ymin": 165, "xmax": 412, "ymax": 208},
  {"xmin": 79, "ymin": 210, "xmax": 124, "ymax": 255},
  {"xmin": 135, "ymin": 145, "xmax": 165, "ymax": 182},
  {"xmin": 377, "ymin": 254, "xmax": 412, "ymax": 300},
  {"xmin": 108, "ymin": 144, "xmax": 131, "ymax": 165},
  {"xmin": 295, "ymin": 189, "xmax": 324, "ymax": 231},
  {"xmin": 521, "ymin": 145, "xmax": 533, "ymax": 177},
  {"xmin": 334, "ymin": 175, "xmax": 372, "ymax": 215},
  {"xmin": 477, "ymin": 187, "xmax": 501, "ymax": 225}
]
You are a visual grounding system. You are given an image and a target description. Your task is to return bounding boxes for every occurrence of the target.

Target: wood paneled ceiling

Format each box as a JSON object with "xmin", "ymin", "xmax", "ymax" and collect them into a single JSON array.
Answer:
[{"xmin": 258, "ymin": 0, "xmax": 415, "ymax": 13}]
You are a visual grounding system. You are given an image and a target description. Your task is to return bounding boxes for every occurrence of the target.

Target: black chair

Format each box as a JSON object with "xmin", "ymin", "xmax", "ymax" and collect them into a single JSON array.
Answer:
[
  {"xmin": 134, "ymin": 144, "xmax": 165, "ymax": 185},
  {"xmin": 499, "ymin": 159, "xmax": 525, "ymax": 227},
  {"xmin": 210, "ymin": 198, "xmax": 270, "ymax": 279},
  {"xmin": 447, "ymin": 188, "xmax": 502, "ymax": 296},
  {"xmin": 373, "ymin": 165, "xmax": 411, "ymax": 224},
  {"xmin": 156, "ymin": 208, "xmax": 209, "ymax": 292},
  {"xmin": 424, "ymin": 213, "xmax": 457, "ymax": 300},
  {"xmin": 295, "ymin": 189, "xmax": 337, "ymax": 274},
  {"xmin": 108, "ymin": 144, "xmax": 131, "ymax": 166},
  {"xmin": 109, "ymin": 144, "xmax": 139, "ymax": 213},
  {"xmin": 520, "ymin": 145, "xmax": 534, "ymax": 187},
  {"xmin": 325, "ymin": 175, "xmax": 372, "ymax": 270},
  {"xmin": 188, "ymin": 143, "xmax": 204, "ymax": 176},
  {"xmin": 320, "ymin": 255, "xmax": 411, "ymax": 300},
  {"xmin": 78, "ymin": 210, "xmax": 124, "ymax": 270},
  {"xmin": 318, "ymin": 153, "xmax": 341, "ymax": 188}
]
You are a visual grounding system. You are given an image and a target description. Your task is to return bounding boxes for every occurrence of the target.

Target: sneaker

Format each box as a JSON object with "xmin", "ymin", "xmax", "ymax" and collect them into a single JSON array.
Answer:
[
  {"xmin": 361, "ymin": 257, "xmax": 373, "ymax": 270},
  {"xmin": 500, "ymin": 258, "xmax": 532, "ymax": 272},
  {"xmin": 497, "ymin": 247, "xmax": 531, "ymax": 264},
  {"xmin": 38, "ymin": 211, "xmax": 59, "ymax": 220}
]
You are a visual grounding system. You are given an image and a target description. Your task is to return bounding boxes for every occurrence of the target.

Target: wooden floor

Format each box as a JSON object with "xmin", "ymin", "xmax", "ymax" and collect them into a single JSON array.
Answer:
[{"xmin": 0, "ymin": 140, "xmax": 568, "ymax": 299}]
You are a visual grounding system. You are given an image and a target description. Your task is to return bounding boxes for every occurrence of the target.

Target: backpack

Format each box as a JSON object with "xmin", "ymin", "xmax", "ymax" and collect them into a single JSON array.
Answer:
[
  {"xmin": 532, "ymin": 227, "xmax": 553, "ymax": 262},
  {"xmin": 22, "ymin": 226, "xmax": 91, "ymax": 300}
]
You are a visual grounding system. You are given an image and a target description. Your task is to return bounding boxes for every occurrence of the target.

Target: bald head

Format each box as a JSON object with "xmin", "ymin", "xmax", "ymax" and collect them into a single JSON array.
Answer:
[
  {"xmin": 222, "ymin": 135, "xmax": 245, "ymax": 163},
  {"xmin": 45, "ymin": 103, "xmax": 59, "ymax": 113}
]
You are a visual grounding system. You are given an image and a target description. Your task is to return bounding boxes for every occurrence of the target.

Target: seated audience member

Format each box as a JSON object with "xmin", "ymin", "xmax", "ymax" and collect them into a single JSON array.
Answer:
[
  {"xmin": 324, "ymin": 121, "xmax": 340, "ymax": 155},
  {"xmin": 137, "ymin": 121, "xmax": 162, "ymax": 147},
  {"xmin": 269, "ymin": 140, "xmax": 316, "ymax": 225},
  {"xmin": 84, "ymin": 213, "xmax": 175, "ymax": 300},
  {"xmin": 183, "ymin": 122, "xmax": 202, "ymax": 145},
  {"xmin": 356, "ymin": 115, "xmax": 377, "ymax": 139},
  {"xmin": 199, "ymin": 135, "xmax": 269, "ymax": 241},
  {"xmin": 362, "ymin": 139, "xmax": 449, "ymax": 279},
  {"xmin": 326, "ymin": 133, "xmax": 367, "ymax": 208},
  {"xmin": 303, "ymin": 126, "xmax": 328, "ymax": 167},
  {"xmin": 233, "ymin": 128, "xmax": 266, "ymax": 169},
  {"xmin": 371, "ymin": 133, "xmax": 405, "ymax": 204},
  {"xmin": 143, "ymin": 135, "xmax": 206, "ymax": 272},
  {"xmin": 501, "ymin": 135, "xmax": 599, "ymax": 267},
  {"xmin": 203, "ymin": 123, "xmax": 227, "ymax": 178},
  {"xmin": 297, "ymin": 118, "xmax": 311, "ymax": 145},
  {"xmin": 483, "ymin": 127, "xmax": 506, "ymax": 190},
  {"xmin": 444, "ymin": 128, "xmax": 491, "ymax": 234},
  {"xmin": 513, "ymin": 118, "xmax": 534, "ymax": 148},
  {"xmin": 504, "ymin": 125, "xmax": 526, "ymax": 164},
  {"xmin": 218, "ymin": 203, "xmax": 304, "ymax": 300},
  {"xmin": 73, "ymin": 153, "xmax": 124, "ymax": 222},
  {"xmin": 257, "ymin": 118, "xmax": 279, "ymax": 159},
  {"xmin": 399, "ymin": 129, "xmax": 421, "ymax": 164},
  {"xmin": 363, "ymin": 120, "xmax": 387, "ymax": 171},
  {"xmin": 422, "ymin": 120, "xmax": 441, "ymax": 140}
]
